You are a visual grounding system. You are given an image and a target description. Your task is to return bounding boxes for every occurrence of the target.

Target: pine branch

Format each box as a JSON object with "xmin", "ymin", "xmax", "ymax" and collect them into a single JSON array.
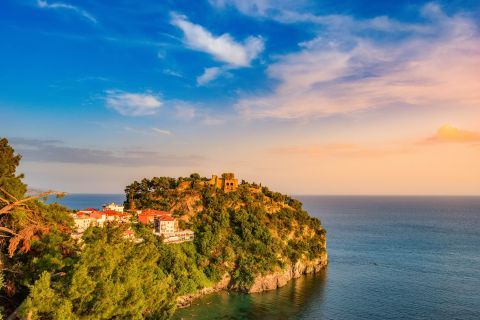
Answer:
[
  {"xmin": 0, "ymin": 188, "xmax": 18, "ymax": 202},
  {"xmin": 0, "ymin": 191, "xmax": 66, "ymax": 215}
]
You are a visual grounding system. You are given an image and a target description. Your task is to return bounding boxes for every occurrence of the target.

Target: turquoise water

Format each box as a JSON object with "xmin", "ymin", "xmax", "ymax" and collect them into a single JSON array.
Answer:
[
  {"xmin": 52, "ymin": 194, "xmax": 480, "ymax": 319},
  {"xmin": 174, "ymin": 196, "xmax": 480, "ymax": 320}
]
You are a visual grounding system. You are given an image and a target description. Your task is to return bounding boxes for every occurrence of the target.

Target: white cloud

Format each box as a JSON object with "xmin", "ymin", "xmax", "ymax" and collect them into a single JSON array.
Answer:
[
  {"xmin": 170, "ymin": 13, "xmax": 264, "ymax": 67},
  {"xmin": 163, "ymin": 68, "xmax": 183, "ymax": 78},
  {"xmin": 105, "ymin": 91, "xmax": 162, "ymax": 116},
  {"xmin": 236, "ymin": 5, "xmax": 480, "ymax": 119},
  {"xmin": 36, "ymin": 0, "xmax": 97, "ymax": 24},
  {"xmin": 152, "ymin": 128, "xmax": 172, "ymax": 135},
  {"xmin": 209, "ymin": 0, "xmax": 304, "ymax": 17},
  {"xmin": 124, "ymin": 127, "xmax": 172, "ymax": 136},
  {"xmin": 196, "ymin": 67, "xmax": 223, "ymax": 86},
  {"xmin": 210, "ymin": 0, "xmax": 432, "ymax": 34}
]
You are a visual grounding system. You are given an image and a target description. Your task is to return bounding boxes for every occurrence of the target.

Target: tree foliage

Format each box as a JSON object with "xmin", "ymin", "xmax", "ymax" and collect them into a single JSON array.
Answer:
[
  {"xmin": 20, "ymin": 226, "xmax": 177, "ymax": 320},
  {"xmin": 126, "ymin": 175, "xmax": 327, "ymax": 291},
  {"xmin": 0, "ymin": 139, "xmax": 76, "ymax": 315},
  {"xmin": 1, "ymin": 137, "xmax": 326, "ymax": 319},
  {"xmin": 0, "ymin": 138, "xmax": 27, "ymax": 202}
]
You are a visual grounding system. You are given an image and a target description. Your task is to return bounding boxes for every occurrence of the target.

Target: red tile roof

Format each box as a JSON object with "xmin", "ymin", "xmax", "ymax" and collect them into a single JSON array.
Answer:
[
  {"xmin": 157, "ymin": 215, "xmax": 175, "ymax": 221},
  {"xmin": 138, "ymin": 214, "xmax": 155, "ymax": 225},
  {"xmin": 74, "ymin": 215, "xmax": 91, "ymax": 220},
  {"xmin": 90, "ymin": 212, "xmax": 105, "ymax": 219},
  {"xmin": 102, "ymin": 210, "xmax": 129, "ymax": 217},
  {"xmin": 141, "ymin": 209, "xmax": 171, "ymax": 216}
]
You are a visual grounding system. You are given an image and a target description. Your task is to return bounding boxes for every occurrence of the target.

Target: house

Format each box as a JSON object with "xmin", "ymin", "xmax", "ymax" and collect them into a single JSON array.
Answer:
[
  {"xmin": 77, "ymin": 208, "xmax": 97, "ymax": 215},
  {"xmin": 103, "ymin": 202, "xmax": 124, "ymax": 212},
  {"xmin": 137, "ymin": 209, "xmax": 171, "ymax": 225},
  {"xmin": 154, "ymin": 215, "xmax": 177, "ymax": 235},
  {"xmin": 103, "ymin": 210, "xmax": 130, "ymax": 222},
  {"xmin": 163, "ymin": 230, "xmax": 195, "ymax": 244},
  {"xmin": 73, "ymin": 215, "xmax": 93, "ymax": 232},
  {"xmin": 89, "ymin": 211, "xmax": 107, "ymax": 226},
  {"xmin": 152, "ymin": 214, "xmax": 194, "ymax": 243}
]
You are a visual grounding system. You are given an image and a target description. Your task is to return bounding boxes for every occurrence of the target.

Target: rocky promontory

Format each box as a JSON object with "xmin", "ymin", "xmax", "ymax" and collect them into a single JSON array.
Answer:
[{"xmin": 125, "ymin": 173, "xmax": 328, "ymax": 307}]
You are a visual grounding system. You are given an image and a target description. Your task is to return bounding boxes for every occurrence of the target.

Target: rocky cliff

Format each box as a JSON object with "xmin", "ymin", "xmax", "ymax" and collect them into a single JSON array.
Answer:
[
  {"xmin": 247, "ymin": 254, "xmax": 328, "ymax": 293},
  {"xmin": 178, "ymin": 253, "xmax": 328, "ymax": 307}
]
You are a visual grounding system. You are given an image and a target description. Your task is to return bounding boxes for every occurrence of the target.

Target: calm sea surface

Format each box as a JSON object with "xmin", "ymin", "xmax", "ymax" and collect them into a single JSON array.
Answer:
[
  {"xmin": 48, "ymin": 193, "xmax": 126, "ymax": 210},
  {"xmin": 53, "ymin": 195, "xmax": 480, "ymax": 319},
  {"xmin": 174, "ymin": 196, "xmax": 480, "ymax": 320}
]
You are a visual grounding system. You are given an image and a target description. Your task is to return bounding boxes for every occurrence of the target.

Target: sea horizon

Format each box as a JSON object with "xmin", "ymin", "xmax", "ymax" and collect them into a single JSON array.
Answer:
[
  {"xmin": 3, "ymin": 0, "xmax": 480, "ymax": 317},
  {"xmin": 175, "ymin": 195, "xmax": 480, "ymax": 319}
]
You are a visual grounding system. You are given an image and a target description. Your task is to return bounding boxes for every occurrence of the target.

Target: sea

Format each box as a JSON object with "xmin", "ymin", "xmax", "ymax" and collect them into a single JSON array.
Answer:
[{"xmin": 51, "ymin": 195, "xmax": 480, "ymax": 320}]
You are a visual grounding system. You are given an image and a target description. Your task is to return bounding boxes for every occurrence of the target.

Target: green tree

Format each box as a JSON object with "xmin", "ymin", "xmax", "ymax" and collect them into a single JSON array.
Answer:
[
  {"xmin": 0, "ymin": 138, "xmax": 74, "ymax": 316},
  {"xmin": 21, "ymin": 225, "xmax": 176, "ymax": 320},
  {"xmin": 0, "ymin": 138, "xmax": 27, "ymax": 206},
  {"xmin": 189, "ymin": 173, "xmax": 201, "ymax": 181},
  {"xmin": 20, "ymin": 272, "xmax": 74, "ymax": 320}
]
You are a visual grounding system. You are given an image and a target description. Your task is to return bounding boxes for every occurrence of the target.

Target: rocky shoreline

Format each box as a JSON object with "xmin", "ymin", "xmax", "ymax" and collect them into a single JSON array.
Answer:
[{"xmin": 177, "ymin": 254, "xmax": 328, "ymax": 308}]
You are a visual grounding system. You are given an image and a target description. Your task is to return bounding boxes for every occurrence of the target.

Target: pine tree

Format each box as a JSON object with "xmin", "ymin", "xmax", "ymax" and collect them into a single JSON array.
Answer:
[{"xmin": 0, "ymin": 137, "xmax": 27, "ymax": 207}]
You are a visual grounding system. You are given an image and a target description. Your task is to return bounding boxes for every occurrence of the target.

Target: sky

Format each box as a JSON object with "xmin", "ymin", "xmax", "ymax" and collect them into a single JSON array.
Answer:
[{"xmin": 1, "ymin": 0, "xmax": 480, "ymax": 195}]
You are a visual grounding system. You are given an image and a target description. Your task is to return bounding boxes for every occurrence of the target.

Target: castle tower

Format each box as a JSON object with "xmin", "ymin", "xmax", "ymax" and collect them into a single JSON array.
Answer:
[{"xmin": 208, "ymin": 173, "xmax": 238, "ymax": 192}]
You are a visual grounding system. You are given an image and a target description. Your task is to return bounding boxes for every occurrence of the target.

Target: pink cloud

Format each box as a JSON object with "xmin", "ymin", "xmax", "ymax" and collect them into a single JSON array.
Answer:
[{"xmin": 236, "ymin": 4, "xmax": 480, "ymax": 120}]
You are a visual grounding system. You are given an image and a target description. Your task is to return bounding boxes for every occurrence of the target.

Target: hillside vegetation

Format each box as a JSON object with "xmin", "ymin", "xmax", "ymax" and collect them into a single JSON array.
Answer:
[
  {"xmin": 125, "ymin": 175, "xmax": 327, "ymax": 291},
  {"xmin": 0, "ymin": 137, "xmax": 326, "ymax": 319}
]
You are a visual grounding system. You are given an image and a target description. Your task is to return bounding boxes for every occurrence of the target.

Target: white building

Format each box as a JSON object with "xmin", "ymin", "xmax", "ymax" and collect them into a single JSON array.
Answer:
[
  {"xmin": 153, "ymin": 216, "xmax": 194, "ymax": 243},
  {"xmin": 73, "ymin": 215, "xmax": 93, "ymax": 232},
  {"xmin": 90, "ymin": 212, "xmax": 107, "ymax": 226},
  {"xmin": 103, "ymin": 202, "xmax": 124, "ymax": 212},
  {"xmin": 154, "ymin": 216, "xmax": 177, "ymax": 235},
  {"xmin": 163, "ymin": 230, "xmax": 195, "ymax": 244}
]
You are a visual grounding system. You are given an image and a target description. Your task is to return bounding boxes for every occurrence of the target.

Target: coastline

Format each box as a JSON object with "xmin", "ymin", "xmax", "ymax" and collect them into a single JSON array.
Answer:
[{"xmin": 177, "ymin": 253, "xmax": 328, "ymax": 308}]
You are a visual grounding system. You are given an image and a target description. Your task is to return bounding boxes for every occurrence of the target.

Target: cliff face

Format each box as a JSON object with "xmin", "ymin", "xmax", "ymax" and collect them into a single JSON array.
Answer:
[
  {"xmin": 247, "ymin": 254, "xmax": 328, "ymax": 293},
  {"xmin": 177, "ymin": 253, "xmax": 328, "ymax": 307}
]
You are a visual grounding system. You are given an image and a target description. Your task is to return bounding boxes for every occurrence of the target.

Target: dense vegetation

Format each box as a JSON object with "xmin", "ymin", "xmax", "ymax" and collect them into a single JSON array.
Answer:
[
  {"xmin": 0, "ymin": 137, "xmax": 326, "ymax": 319},
  {"xmin": 125, "ymin": 176, "xmax": 327, "ymax": 290},
  {"xmin": 0, "ymin": 139, "xmax": 177, "ymax": 319}
]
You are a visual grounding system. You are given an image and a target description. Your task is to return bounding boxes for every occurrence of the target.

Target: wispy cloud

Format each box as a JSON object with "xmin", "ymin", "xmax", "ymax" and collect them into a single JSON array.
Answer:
[
  {"xmin": 213, "ymin": 0, "xmax": 430, "ymax": 33},
  {"xmin": 151, "ymin": 128, "xmax": 172, "ymax": 135},
  {"xmin": 196, "ymin": 67, "xmax": 223, "ymax": 86},
  {"xmin": 36, "ymin": 0, "xmax": 97, "ymax": 24},
  {"xmin": 162, "ymin": 68, "xmax": 184, "ymax": 78},
  {"xmin": 105, "ymin": 90, "xmax": 162, "ymax": 116},
  {"xmin": 124, "ymin": 127, "xmax": 172, "ymax": 136},
  {"xmin": 209, "ymin": 0, "xmax": 305, "ymax": 18},
  {"xmin": 10, "ymin": 138, "xmax": 200, "ymax": 167},
  {"xmin": 235, "ymin": 3, "xmax": 480, "ymax": 120},
  {"xmin": 170, "ymin": 100, "xmax": 227, "ymax": 125},
  {"xmin": 170, "ymin": 12, "xmax": 264, "ymax": 67},
  {"xmin": 270, "ymin": 143, "xmax": 414, "ymax": 158},
  {"xmin": 423, "ymin": 125, "xmax": 480, "ymax": 144}
]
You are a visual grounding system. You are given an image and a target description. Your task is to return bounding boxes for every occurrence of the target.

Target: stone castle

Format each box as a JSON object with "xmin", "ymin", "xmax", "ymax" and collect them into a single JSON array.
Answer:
[{"xmin": 209, "ymin": 173, "xmax": 238, "ymax": 192}]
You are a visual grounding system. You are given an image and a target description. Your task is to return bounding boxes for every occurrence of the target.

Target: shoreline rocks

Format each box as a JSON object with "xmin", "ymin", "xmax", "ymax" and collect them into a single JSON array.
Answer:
[
  {"xmin": 248, "ymin": 254, "xmax": 328, "ymax": 293},
  {"xmin": 176, "ymin": 253, "xmax": 328, "ymax": 307}
]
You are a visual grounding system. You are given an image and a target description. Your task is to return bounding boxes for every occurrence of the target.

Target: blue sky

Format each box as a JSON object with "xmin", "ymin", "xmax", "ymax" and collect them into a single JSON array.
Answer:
[{"xmin": 1, "ymin": 0, "xmax": 480, "ymax": 194}]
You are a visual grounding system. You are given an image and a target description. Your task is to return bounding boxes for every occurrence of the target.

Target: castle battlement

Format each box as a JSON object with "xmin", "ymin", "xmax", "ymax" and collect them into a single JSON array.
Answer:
[{"xmin": 209, "ymin": 172, "xmax": 239, "ymax": 192}]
